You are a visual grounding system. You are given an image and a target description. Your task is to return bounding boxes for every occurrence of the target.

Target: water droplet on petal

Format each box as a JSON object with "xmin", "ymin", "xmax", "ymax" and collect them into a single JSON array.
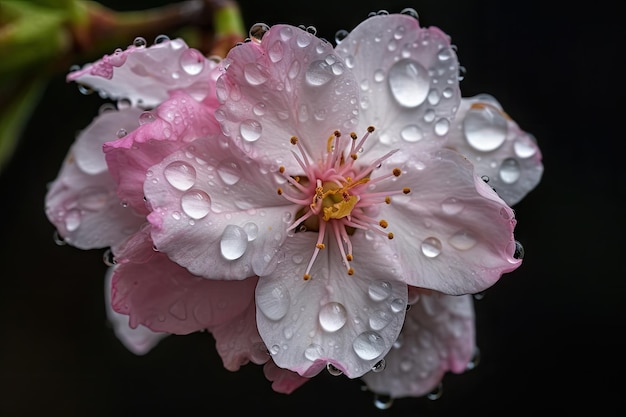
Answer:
[
  {"xmin": 219, "ymin": 224, "xmax": 248, "ymax": 260},
  {"xmin": 373, "ymin": 394, "xmax": 394, "ymax": 410},
  {"xmin": 180, "ymin": 189, "xmax": 211, "ymax": 219},
  {"xmin": 514, "ymin": 137, "xmax": 538, "ymax": 158},
  {"xmin": 249, "ymin": 22, "xmax": 270, "ymax": 42},
  {"xmin": 318, "ymin": 302, "xmax": 347, "ymax": 332},
  {"xmin": 448, "ymin": 230, "xmax": 477, "ymax": 250},
  {"xmin": 421, "ymin": 237, "xmax": 442, "ymax": 258},
  {"xmin": 400, "ymin": 124, "xmax": 423, "ymax": 142},
  {"xmin": 179, "ymin": 48, "xmax": 205, "ymax": 75},
  {"xmin": 305, "ymin": 60, "xmax": 333, "ymax": 86},
  {"xmin": 327, "ymin": 363, "xmax": 343, "ymax": 376},
  {"xmin": 463, "ymin": 106, "xmax": 508, "ymax": 151},
  {"xmin": 434, "ymin": 118, "xmax": 450, "ymax": 136},
  {"xmin": 441, "ymin": 197, "xmax": 464, "ymax": 215},
  {"xmin": 244, "ymin": 62, "xmax": 269, "ymax": 85},
  {"xmin": 243, "ymin": 222, "xmax": 259, "ymax": 241},
  {"xmin": 371, "ymin": 358, "xmax": 386, "ymax": 372},
  {"xmin": 335, "ymin": 29, "xmax": 349, "ymax": 44},
  {"xmin": 257, "ymin": 283, "xmax": 290, "ymax": 321},
  {"xmin": 139, "ymin": 111, "xmax": 155, "ymax": 124},
  {"xmin": 304, "ymin": 343, "xmax": 324, "ymax": 361},
  {"xmin": 133, "ymin": 37, "xmax": 147, "ymax": 47},
  {"xmin": 239, "ymin": 119, "xmax": 262, "ymax": 142},
  {"xmin": 217, "ymin": 160, "xmax": 241, "ymax": 185},
  {"xmin": 64, "ymin": 209, "xmax": 81, "ymax": 232},
  {"xmin": 388, "ymin": 59, "xmax": 430, "ymax": 108},
  {"xmin": 164, "ymin": 161, "xmax": 196, "ymax": 191},
  {"xmin": 369, "ymin": 309, "xmax": 392, "ymax": 330},
  {"xmin": 499, "ymin": 157, "xmax": 521, "ymax": 184},
  {"xmin": 353, "ymin": 330, "xmax": 386, "ymax": 360},
  {"xmin": 368, "ymin": 281, "xmax": 392, "ymax": 301}
]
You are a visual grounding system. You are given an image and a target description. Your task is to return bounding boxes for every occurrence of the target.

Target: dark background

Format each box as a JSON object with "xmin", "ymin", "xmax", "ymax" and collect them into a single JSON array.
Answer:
[{"xmin": 1, "ymin": 0, "xmax": 624, "ymax": 415}]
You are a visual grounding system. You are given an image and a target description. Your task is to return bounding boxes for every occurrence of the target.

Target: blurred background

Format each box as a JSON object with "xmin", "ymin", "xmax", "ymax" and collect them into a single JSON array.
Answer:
[{"xmin": 1, "ymin": 0, "xmax": 624, "ymax": 415}]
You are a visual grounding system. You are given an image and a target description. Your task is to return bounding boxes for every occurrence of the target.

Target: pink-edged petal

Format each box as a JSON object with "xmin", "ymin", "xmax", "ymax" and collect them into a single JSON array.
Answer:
[
  {"xmin": 377, "ymin": 147, "xmax": 520, "ymax": 294},
  {"xmin": 335, "ymin": 13, "xmax": 461, "ymax": 161},
  {"xmin": 263, "ymin": 360, "xmax": 310, "ymax": 394},
  {"xmin": 104, "ymin": 267, "xmax": 168, "ymax": 355},
  {"xmin": 45, "ymin": 109, "xmax": 145, "ymax": 249},
  {"xmin": 111, "ymin": 227, "xmax": 257, "ymax": 334},
  {"xmin": 362, "ymin": 290, "xmax": 475, "ymax": 398},
  {"xmin": 216, "ymin": 24, "xmax": 359, "ymax": 167},
  {"xmin": 209, "ymin": 283, "xmax": 272, "ymax": 371},
  {"xmin": 104, "ymin": 90, "xmax": 220, "ymax": 214},
  {"xmin": 256, "ymin": 233, "xmax": 407, "ymax": 379},
  {"xmin": 144, "ymin": 136, "xmax": 298, "ymax": 280},
  {"xmin": 68, "ymin": 38, "xmax": 220, "ymax": 108},
  {"xmin": 447, "ymin": 94, "xmax": 544, "ymax": 206}
]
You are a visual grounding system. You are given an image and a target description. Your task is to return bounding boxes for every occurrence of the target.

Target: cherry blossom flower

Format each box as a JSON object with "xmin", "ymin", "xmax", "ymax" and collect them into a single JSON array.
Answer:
[{"xmin": 45, "ymin": 8, "xmax": 542, "ymax": 405}]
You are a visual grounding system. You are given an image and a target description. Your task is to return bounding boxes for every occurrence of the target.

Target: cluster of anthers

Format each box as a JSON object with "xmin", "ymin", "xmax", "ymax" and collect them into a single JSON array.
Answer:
[{"xmin": 276, "ymin": 126, "xmax": 411, "ymax": 280}]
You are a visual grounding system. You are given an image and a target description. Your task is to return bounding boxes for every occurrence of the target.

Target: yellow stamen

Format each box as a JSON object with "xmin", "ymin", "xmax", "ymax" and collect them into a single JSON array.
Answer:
[{"xmin": 379, "ymin": 219, "xmax": 388, "ymax": 228}]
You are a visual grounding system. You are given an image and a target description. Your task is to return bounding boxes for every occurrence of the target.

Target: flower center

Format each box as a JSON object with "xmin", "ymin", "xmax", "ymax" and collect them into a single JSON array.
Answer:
[{"xmin": 277, "ymin": 127, "xmax": 411, "ymax": 280}]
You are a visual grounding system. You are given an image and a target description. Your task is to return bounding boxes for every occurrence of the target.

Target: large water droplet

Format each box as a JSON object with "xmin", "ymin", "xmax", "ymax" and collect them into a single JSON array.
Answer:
[
  {"xmin": 257, "ymin": 283, "xmax": 290, "ymax": 321},
  {"xmin": 400, "ymin": 124, "xmax": 423, "ymax": 142},
  {"xmin": 249, "ymin": 22, "xmax": 270, "ymax": 42},
  {"xmin": 388, "ymin": 59, "xmax": 430, "ymax": 108},
  {"xmin": 421, "ymin": 237, "xmax": 442, "ymax": 258},
  {"xmin": 179, "ymin": 48, "xmax": 205, "ymax": 75},
  {"xmin": 499, "ymin": 158, "xmax": 521, "ymax": 184},
  {"xmin": 244, "ymin": 62, "xmax": 269, "ymax": 85},
  {"xmin": 219, "ymin": 224, "xmax": 248, "ymax": 260},
  {"xmin": 448, "ymin": 230, "xmax": 477, "ymax": 251},
  {"xmin": 239, "ymin": 119, "xmax": 262, "ymax": 142},
  {"xmin": 304, "ymin": 343, "xmax": 324, "ymax": 361},
  {"xmin": 463, "ymin": 106, "xmax": 508, "ymax": 151},
  {"xmin": 318, "ymin": 302, "xmax": 347, "ymax": 332},
  {"xmin": 368, "ymin": 281, "xmax": 392, "ymax": 301},
  {"xmin": 305, "ymin": 60, "xmax": 333, "ymax": 86},
  {"xmin": 180, "ymin": 189, "xmax": 211, "ymax": 219},
  {"xmin": 441, "ymin": 197, "xmax": 464, "ymax": 215},
  {"xmin": 164, "ymin": 161, "xmax": 196, "ymax": 191},
  {"xmin": 353, "ymin": 331, "xmax": 386, "ymax": 360},
  {"xmin": 217, "ymin": 160, "xmax": 241, "ymax": 185}
]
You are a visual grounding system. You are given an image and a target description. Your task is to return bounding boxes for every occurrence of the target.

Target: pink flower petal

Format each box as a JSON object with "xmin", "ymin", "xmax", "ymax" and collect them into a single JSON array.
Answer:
[
  {"xmin": 216, "ymin": 24, "xmax": 359, "ymax": 167},
  {"xmin": 104, "ymin": 267, "xmax": 168, "ymax": 355},
  {"xmin": 68, "ymin": 38, "xmax": 220, "ymax": 108},
  {"xmin": 45, "ymin": 109, "xmax": 145, "ymax": 249},
  {"xmin": 263, "ymin": 360, "xmax": 310, "ymax": 394},
  {"xmin": 362, "ymin": 290, "xmax": 475, "ymax": 398},
  {"xmin": 144, "ymin": 136, "xmax": 297, "ymax": 280},
  {"xmin": 111, "ymin": 227, "xmax": 257, "ymax": 334},
  {"xmin": 104, "ymin": 90, "xmax": 220, "ymax": 214},
  {"xmin": 376, "ymin": 147, "xmax": 521, "ymax": 294},
  {"xmin": 335, "ymin": 13, "xmax": 461, "ymax": 161},
  {"xmin": 209, "ymin": 286, "xmax": 272, "ymax": 371},
  {"xmin": 447, "ymin": 94, "xmax": 544, "ymax": 206},
  {"xmin": 255, "ymin": 233, "xmax": 407, "ymax": 379}
]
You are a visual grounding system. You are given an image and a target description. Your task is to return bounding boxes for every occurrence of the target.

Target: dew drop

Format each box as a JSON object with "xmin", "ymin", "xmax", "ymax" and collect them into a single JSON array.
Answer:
[
  {"xmin": 164, "ymin": 161, "xmax": 196, "ymax": 191},
  {"xmin": 318, "ymin": 302, "xmax": 348, "ymax": 332},
  {"xmin": 139, "ymin": 111, "xmax": 155, "ymax": 125},
  {"xmin": 244, "ymin": 62, "xmax": 269, "ymax": 85},
  {"xmin": 427, "ymin": 383, "xmax": 443, "ymax": 400},
  {"xmin": 116, "ymin": 128, "xmax": 127, "ymax": 138},
  {"xmin": 369, "ymin": 309, "xmax": 392, "ymax": 331},
  {"xmin": 53, "ymin": 230, "xmax": 66, "ymax": 246},
  {"xmin": 499, "ymin": 158, "xmax": 521, "ymax": 184},
  {"xmin": 304, "ymin": 343, "xmax": 324, "ymax": 361},
  {"xmin": 371, "ymin": 358, "xmax": 386, "ymax": 372},
  {"xmin": 441, "ymin": 197, "xmax": 463, "ymax": 215},
  {"xmin": 154, "ymin": 34, "xmax": 170, "ymax": 44},
  {"xmin": 249, "ymin": 22, "xmax": 270, "ymax": 42},
  {"xmin": 388, "ymin": 59, "xmax": 430, "ymax": 108},
  {"xmin": 102, "ymin": 248, "xmax": 116, "ymax": 266},
  {"xmin": 133, "ymin": 37, "xmax": 147, "ymax": 47},
  {"xmin": 390, "ymin": 298, "xmax": 406, "ymax": 313},
  {"xmin": 335, "ymin": 29, "xmax": 349, "ymax": 44},
  {"xmin": 421, "ymin": 237, "xmax": 442, "ymax": 258},
  {"xmin": 239, "ymin": 119, "xmax": 262, "ymax": 142},
  {"xmin": 268, "ymin": 39, "xmax": 284, "ymax": 63},
  {"xmin": 448, "ymin": 230, "xmax": 477, "ymax": 251},
  {"xmin": 64, "ymin": 209, "xmax": 81, "ymax": 232},
  {"xmin": 327, "ymin": 363, "xmax": 343, "ymax": 376},
  {"xmin": 219, "ymin": 224, "xmax": 248, "ymax": 260},
  {"xmin": 434, "ymin": 118, "xmax": 450, "ymax": 136},
  {"xmin": 243, "ymin": 222, "xmax": 259, "ymax": 241},
  {"xmin": 463, "ymin": 106, "xmax": 508, "ymax": 151},
  {"xmin": 466, "ymin": 347, "xmax": 481, "ymax": 370},
  {"xmin": 368, "ymin": 281, "xmax": 392, "ymax": 301},
  {"xmin": 305, "ymin": 60, "xmax": 333, "ymax": 86},
  {"xmin": 514, "ymin": 137, "xmax": 538, "ymax": 158},
  {"xmin": 180, "ymin": 189, "xmax": 211, "ymax": 219},
  {"xmin": 217, "ymin": 160, "xmax": 241, "ymax": 185},
  {"xmin": 257, "ymin": 283, "xmax": 290, "ymax": 321},
  {"xmin": 513, "ymin": 240, "xmax": 524, "ymax": 259},
  {"xmin": 373, "ymin": 394, "xmax": 394, "ymax": 410},
  {"xmin": 353, "ymin": 331, "xmax": 386, "ymax": 360},
  {"xmin": 179, "ymin": 48, "xmax": 205, "ymax": 75},
  {"xmin": 400, "ymin": 7, "xmax": 419, "ymax": 19},
  {"xmin": 400, "ymin": 124, "xmax": 423, "ymax": 142}
]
